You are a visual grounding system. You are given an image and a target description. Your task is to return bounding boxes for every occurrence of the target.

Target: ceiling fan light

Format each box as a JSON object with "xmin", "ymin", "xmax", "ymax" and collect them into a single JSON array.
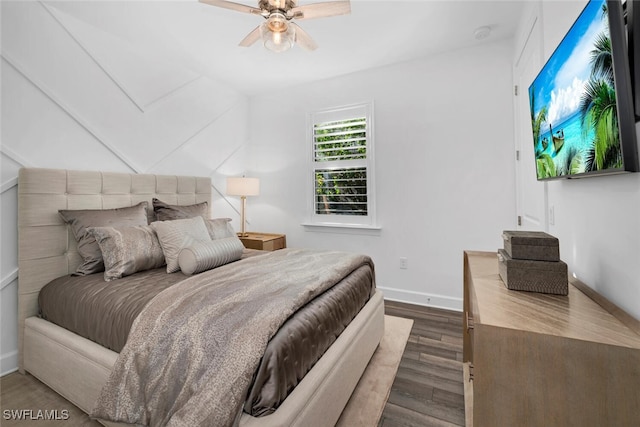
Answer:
[
  {"xmin": 260, "ymin": 18, "xmax": 295, "ymax": 52},
  {"xmin": 266, "ymin": 12, "xmax": 288, "ymax": 32}
]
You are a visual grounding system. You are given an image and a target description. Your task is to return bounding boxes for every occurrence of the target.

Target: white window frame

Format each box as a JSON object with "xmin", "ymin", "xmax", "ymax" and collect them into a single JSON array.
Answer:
[{"xmin": 305, "ymin": 102, "xmax": 377, "ymax": 229}]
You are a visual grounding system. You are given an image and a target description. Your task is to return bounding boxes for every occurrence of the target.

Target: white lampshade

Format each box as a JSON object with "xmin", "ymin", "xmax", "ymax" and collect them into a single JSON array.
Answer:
[{"xmin": 226, "ymin": 177, "xmax": 260, "ymax": 197}]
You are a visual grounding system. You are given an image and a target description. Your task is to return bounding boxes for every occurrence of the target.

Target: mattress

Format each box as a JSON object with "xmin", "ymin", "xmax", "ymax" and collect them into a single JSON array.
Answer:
[
  {"xmin": 38, "ymin": 253, "xmax": 374, "ymax": 416},
  {"xmin": 38, "ymin": 250, "xmax": 267, "ymax": 352}
]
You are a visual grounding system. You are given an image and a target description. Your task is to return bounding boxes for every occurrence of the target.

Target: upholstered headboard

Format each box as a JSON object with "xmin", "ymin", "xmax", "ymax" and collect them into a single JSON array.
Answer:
[{"xmin": 17, "ymin": 168, "xmax": 212, "ymax": 371}]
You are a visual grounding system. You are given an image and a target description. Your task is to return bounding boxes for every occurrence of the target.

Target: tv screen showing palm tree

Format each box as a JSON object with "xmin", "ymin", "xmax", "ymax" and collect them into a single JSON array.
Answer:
[{"xmin": 528, "ymin": 0, "xmax": 638, "ymax": 180}]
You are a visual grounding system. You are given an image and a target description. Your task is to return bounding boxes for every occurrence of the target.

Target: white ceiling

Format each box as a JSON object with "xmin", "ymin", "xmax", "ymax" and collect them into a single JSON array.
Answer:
[{"xmin": 45, "ymin": 0, "xmax": 528, "ymax": 96}]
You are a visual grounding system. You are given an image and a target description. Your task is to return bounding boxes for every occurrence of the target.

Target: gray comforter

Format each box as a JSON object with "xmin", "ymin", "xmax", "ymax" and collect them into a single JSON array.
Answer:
[{"xmin": 91, "ymin": 248, "xmax": 374, "ymax": 427}]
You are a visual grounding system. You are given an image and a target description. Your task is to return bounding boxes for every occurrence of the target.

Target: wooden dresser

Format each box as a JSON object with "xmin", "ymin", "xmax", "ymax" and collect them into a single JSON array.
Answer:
[{"xmin": 463, "ymin": 251, "xmax": 640, "ymax": 427}]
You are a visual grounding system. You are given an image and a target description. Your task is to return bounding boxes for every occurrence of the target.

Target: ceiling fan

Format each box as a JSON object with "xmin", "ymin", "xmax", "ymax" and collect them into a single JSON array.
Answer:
[{"xmin": 199, "ymin": 0, "xmax": 351, "ymax": 52}]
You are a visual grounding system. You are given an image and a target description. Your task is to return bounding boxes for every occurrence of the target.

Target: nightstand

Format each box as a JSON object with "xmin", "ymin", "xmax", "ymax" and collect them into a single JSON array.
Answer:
[{"xmin": 238, "ymin": 232, "xmax": 286, "ymax": 251}]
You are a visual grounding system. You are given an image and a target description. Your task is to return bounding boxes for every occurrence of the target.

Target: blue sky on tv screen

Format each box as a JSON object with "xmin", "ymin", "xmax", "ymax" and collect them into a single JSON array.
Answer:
[{"xmin": 529, "ymin": 0, "xmax": 608, "ymax": 128}]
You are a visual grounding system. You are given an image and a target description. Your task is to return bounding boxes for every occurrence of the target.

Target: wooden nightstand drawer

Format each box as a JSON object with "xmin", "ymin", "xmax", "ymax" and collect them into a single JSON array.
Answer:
[{"xmin": 238, "ymin": 232, "xmax": 286, "ymax": 251}]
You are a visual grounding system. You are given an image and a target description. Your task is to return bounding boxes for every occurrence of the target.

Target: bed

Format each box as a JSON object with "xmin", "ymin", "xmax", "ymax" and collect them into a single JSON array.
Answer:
[{"xmin": 17, "ymin": 167, "xmax": 385, "ymax": 427}]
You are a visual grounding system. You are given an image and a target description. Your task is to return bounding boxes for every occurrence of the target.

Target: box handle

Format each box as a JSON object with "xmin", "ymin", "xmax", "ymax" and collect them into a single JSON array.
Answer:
[{"xmin": 497, "ymin": 252, "xmax": 504, "ymax": 262}]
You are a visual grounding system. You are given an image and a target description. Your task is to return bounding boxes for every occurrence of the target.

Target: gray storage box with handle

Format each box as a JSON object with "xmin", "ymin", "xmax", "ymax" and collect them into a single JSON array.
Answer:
[
  {"xmin": 497, "ymin": 249, "xmax": 568, "ymax": 295},
  {"xmin": 502, "ymin": 230, "xmax": 560, "ymax": 261}
]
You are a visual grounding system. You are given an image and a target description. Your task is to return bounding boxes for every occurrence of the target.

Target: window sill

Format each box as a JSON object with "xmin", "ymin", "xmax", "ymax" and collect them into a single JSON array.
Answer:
[{"xmin": 301, "ymin": 222, "xmax": 382, "ymax": 235}]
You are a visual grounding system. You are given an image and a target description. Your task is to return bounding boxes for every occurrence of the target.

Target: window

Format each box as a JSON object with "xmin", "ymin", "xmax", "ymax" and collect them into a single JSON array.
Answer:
[{"xmin": 307, "ymin": 103, "xmax": 376, "ymax": 227}]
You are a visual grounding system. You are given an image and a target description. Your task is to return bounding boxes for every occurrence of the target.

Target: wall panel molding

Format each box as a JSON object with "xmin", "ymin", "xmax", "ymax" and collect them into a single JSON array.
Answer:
[
  {"xmin": 1, "ymin": 53, "xmax": 142, "ymax": 173},
  {"xmin": 1, "ymin": 269, "xmax": 18, "ymax": 291},
  {"xmin": 210, "ymin": 140, "xmax": 247, "ymax": 217},
  {"xmin": 1, "ymin": 178, "xmax": 18, "ymax": 195},
  {"xmin": 1, "ymin": 145, "xmax": 32, "ymax": 168},
  {"xmin": 40, "ymin": 1, "xmax": 143, "ymax": 113},
  {"xmin": 143, "ymin": 75, "xmax": 203, "ymax": 111},
  {"xmin": 145, "ymin": 104, "xmax": 238, "ymax": 173},
  {"xmin": 1, "ymin": 149, "xmax": 28, "ymax": 194},
  {"xmin": 41, "ymin": 2, "xmax": 201, "ymax": 112}
]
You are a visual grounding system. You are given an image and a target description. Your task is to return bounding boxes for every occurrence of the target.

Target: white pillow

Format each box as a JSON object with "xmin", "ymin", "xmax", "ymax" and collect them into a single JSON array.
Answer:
[
  {"xmin": 150, "ymin": 216, "xmax": 211, "ymax": 273},
  {"xmin": 179, "ymin": 237, "xmax": 245, "ymax": 275}
]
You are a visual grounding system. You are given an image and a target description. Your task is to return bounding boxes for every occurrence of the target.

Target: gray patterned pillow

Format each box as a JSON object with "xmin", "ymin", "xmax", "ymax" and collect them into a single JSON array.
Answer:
[
  {"xmin": 205, "ymin": 218, "xmax": 236, "ymax": 240},
  {"xmin": 150, "ymin": 216, "xmax": 212, "ymax": 273},
  {"xmin": 59, "ymin": 202, "xmax": 149, "ymax": 276},
  {"xmin": 89, "ymin": 225, "xmax": 166, "ymax": 281},
  {"xmin": 179, "ymin": 237, "xmax": 245, "ymax": 275},
  {"xmin": 152, "ymin": 198, "xmax": 208, "ymax": 222}
]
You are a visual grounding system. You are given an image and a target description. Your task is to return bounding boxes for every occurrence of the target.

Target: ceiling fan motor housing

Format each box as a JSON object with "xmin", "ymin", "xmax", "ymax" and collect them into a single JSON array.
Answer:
[{"xmin": 259, "ymin": 0, "xmax": 297, "ymax": 16}]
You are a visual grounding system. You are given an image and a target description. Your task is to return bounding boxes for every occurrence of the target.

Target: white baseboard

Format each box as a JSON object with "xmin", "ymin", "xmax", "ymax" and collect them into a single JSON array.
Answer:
[
  {"xmin": 378, "ymin": 286, "xmax": 462, "ymax": 312},
  {"xmin": 1, "ymin": 351, "xmax": 18, "ymax": 377}
]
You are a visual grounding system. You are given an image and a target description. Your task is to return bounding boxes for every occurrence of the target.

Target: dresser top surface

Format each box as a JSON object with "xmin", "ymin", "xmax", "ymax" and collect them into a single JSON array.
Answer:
[{"xmin": 465, "ymin": 251, "xmax": 640, "ymax": 349}]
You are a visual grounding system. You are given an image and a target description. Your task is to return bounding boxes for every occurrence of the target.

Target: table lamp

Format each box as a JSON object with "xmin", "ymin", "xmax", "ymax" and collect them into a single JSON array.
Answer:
[{"xmin": 226, "ymin": 177, "xmax": 260, "ymax": 237}]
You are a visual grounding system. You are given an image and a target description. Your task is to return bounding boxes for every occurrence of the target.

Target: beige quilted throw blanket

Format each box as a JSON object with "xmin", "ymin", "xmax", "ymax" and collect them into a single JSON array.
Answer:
[{"xmin": 92, "ymin": 248, "xmax": 374, "ymax": 427}]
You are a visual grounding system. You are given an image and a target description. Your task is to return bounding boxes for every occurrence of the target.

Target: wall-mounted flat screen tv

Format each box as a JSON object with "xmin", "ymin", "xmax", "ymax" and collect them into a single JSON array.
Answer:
[{"xmin": 528, "ymin": 0, "xmax": 638, "ymax": 180}]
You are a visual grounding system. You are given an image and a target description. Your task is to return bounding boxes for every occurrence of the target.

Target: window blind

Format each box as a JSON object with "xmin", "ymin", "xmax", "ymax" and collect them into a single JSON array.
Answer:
[
  {"xmin": 308, "ymin": 102, "xmax": 375, "ymax": 226},
  {"xmin": 314, "ymin": 167, "xmax": 368, "ymax": 216},
  {"xmin": 313, "ymin": 118, "xmax": 367, "ymax": 162}
]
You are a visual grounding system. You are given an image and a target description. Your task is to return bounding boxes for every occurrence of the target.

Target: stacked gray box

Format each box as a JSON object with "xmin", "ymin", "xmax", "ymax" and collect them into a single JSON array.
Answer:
[{"xmin": 498, "ymin": 231, "xmax": 568, "ymax": 295}]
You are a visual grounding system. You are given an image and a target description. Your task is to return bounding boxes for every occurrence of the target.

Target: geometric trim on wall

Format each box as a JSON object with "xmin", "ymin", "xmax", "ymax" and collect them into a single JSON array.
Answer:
[
  {"xmin": 1, "ymin": 269, "xmax": 18, "ymax": 291},
  {"xmin": 43, "ymin": 2, "xmax": 201, "ymax": 112},
  {"xmin": 1, "ymin": 148, "xmax": 30, "ymax": 194},
  {"xmin": 1, "ymin": 52, "xmax": 142, "ymax": 174}
]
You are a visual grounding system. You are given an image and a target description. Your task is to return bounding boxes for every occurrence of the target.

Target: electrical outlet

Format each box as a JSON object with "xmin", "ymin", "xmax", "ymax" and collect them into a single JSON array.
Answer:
[
  {"xmin": 549, "ymin": 206, "xmax": 555, "ymax": 225},
  {"xmin": 399, "ymin": 257, "xmax": 408, "ymax": 269}
]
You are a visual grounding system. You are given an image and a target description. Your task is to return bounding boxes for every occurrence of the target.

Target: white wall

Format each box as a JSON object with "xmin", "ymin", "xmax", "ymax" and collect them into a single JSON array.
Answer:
[
  {"xmin": 0, "ymin": 1, "xmax": 250, "ymax": 375},
  {"xmin": 247, "ymin": 40, "xmax": 517, "ymax": 311},
  {"xmin": 529, "ymin": 0, "xmax": 640, "ymax": 320}
]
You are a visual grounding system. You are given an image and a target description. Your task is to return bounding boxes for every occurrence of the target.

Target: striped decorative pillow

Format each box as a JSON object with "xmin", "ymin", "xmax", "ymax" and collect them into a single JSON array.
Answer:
[
  {"xmin": 150, "ymin": 216, "xmax": 211, "ymax": 273},
  {"xmin": 179, "ymin": 237, "xmax": 245, "ymax": 275}
]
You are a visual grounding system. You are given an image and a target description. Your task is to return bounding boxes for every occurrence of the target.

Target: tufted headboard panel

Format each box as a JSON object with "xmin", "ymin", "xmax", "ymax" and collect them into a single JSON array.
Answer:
[{"xmin": 17, "ymin": 167, "xmax": 212, "ymax": 371}]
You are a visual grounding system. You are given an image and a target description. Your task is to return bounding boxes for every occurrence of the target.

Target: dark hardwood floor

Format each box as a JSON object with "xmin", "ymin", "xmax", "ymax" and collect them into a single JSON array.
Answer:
[{"xmin": 380, "ymin": 300, "xmax": 465, "ymax": 427}]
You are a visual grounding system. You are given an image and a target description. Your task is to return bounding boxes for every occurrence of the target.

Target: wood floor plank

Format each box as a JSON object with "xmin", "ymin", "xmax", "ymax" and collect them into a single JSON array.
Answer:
[
  {"xmin": 382, "ymin": 300, "xmax": 464, "ymax": 427},
  {"xmin": 387, "ymin": 390, "xmax": 465, "ymax": 426},
  {"xmin": 433, "ymin": 388, "xmax": 465, "ymax": 409},
  {"xmin": 380, "ymin": 402, "xmax": 463, "ymax": 427},
  {"xmin": 391, "ymin": 376, "xmax": 435, "ymax": 401},
  {"xmin": 419, "ymin": 353, "xmax": 463, "ymax": 372},
  {"xmin": 405, "ymin": 339, "xmax": 459, "ymax": 361},
  {"xmin": 399, "ymin": 358, "xmax": 462, "ymax": 384},
  {"xmin": 385, "ymin": 301, "xmax": 462, "ymax": 323}
]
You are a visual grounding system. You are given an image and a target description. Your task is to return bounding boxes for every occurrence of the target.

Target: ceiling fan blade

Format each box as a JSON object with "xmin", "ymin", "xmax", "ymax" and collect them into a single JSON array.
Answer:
[
  {"xmin": 290, "ymin": 1, "xmax": 350, "ymax": 20},
  {"xmin": 292, "ymin": 23, "xmax": 317, "ymax": 51},
  {"xmin": 239, "ymin": 25, "xmax": 262, "ymax": 47},
  {"xmin": 199, "ymin": 0, "xmax": 263, "ymax": 16}
]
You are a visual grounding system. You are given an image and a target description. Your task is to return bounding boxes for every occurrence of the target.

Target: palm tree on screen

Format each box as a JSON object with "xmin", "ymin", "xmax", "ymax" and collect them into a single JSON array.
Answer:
[{"xmin": 579, "ymin": 3, "xmax": 621, "ymax": 171}]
